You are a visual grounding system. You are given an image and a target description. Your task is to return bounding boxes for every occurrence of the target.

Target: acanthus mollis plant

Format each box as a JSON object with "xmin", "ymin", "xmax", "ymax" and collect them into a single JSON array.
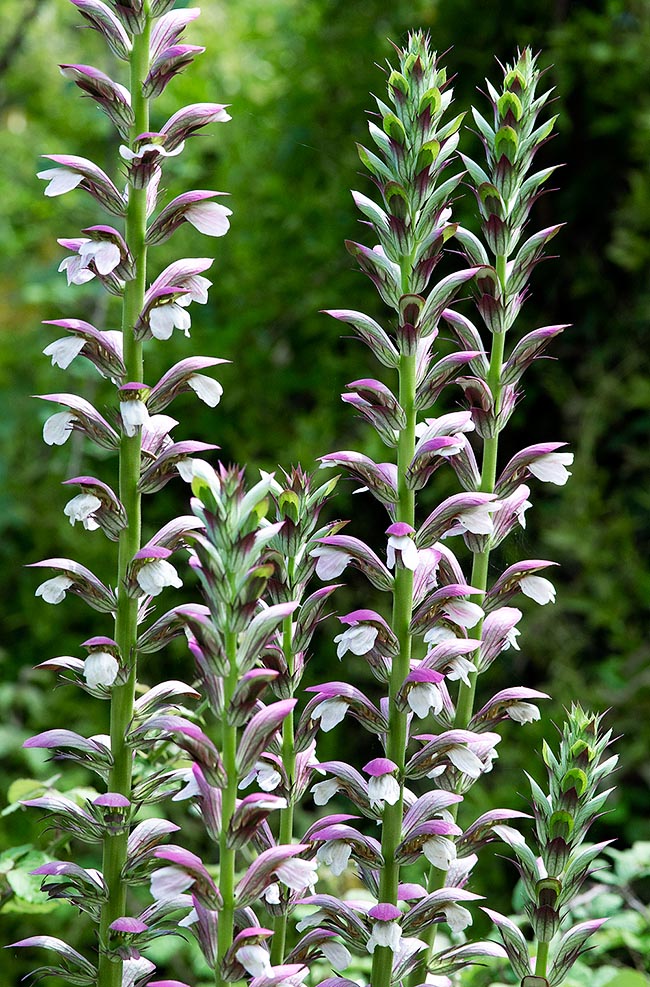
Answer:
[
  {"xmin": 142, "ymin": 462, "xmax": 347, "ymax": 987},
  {"xmin": 300, "ymin": 35, "xmax": 582, "ymax": 987},
  {"xmin": 13, "ymin": 3, "xmax": 233, "ymax": 986},
  {"xmin": 486, "ymin": 705, "xmax": 617, "ymax": 987}
]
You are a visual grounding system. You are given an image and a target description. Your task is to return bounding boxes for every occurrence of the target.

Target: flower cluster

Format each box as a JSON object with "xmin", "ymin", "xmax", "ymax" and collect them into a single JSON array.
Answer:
[
  {"xmin": 486, "ymin": 705, "xmax": 617, "ymax": 985},
  {"xmin": 15, "ymin": 3, "xmax": 231, "ymax": 986}
]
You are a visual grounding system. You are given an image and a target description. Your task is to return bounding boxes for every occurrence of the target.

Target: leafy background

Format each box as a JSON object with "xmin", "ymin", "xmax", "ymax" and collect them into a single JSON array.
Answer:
[{"xmin": 0, "ymin": 0, "xmax": 649, "ymax": 982}]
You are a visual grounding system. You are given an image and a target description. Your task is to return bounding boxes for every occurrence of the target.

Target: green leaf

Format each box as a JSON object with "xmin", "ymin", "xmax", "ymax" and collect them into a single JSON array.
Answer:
[
  {"xmin": 498, "ymin": 91, "xmax": 523, "ymax": 121},
  {"xmin": 418, "ymin": 86, "xmax": 442, "ymax": 116},
  {"xmin": 382, "ymin": 112, "xmax": 406, "ymax": 144}
]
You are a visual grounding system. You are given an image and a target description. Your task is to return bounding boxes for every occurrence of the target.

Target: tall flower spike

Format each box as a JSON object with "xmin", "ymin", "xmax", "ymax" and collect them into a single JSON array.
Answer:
[{"xmin": 27, "ymin": 3, "xmax": 231, "ymax": 986}]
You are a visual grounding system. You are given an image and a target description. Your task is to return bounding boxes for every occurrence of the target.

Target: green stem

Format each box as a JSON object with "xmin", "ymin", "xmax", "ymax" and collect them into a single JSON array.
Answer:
[
  {"xmin": 216, "ymin": 629, "xmax": 240, "ymax": 987},
  {"xmin": 408, "ymin": 253, "xmax": 509, "ymax": 987},
  {"xmin": 371, "ymin": 349, "xmax": 417, "ymax": 987},
  {"xmin": 97, "ymin": 18, "xmax": 150, "ymax": 987},
  {"xmin": 271, "ymin": 559, "xmax": 297, "ymax": 966},
  {"xmin": 535, "ymin": 940, "xmax": 549, "ymax": 978}
]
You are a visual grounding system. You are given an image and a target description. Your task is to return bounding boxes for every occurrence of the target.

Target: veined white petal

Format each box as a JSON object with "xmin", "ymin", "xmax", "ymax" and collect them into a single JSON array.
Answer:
[
  {"xmin": 528, "ymin": 452, "xmax": 573, "ymax": 485},
  {"xmin": 422, "ymin": 835, "xmax": 456, "ymax": 869},
  {"xmin": 43, "ymin": 411, "xmax": 75, "ymax": 446},
  {"xmin": 150, "ymin": 866, "xmax": 193, "ymax": 902},
  {"xmin": 448, "ymin": 746, "xmax": 483, "ymax": 778},
  {"xmin": 257, "ymin": 762, "xmax": 282, "ymax": 792},
  {"xmin": 84, "ymin": 652, "xmax": 119, "ymax": 689},
  {"xmin": 311, "ymin": 546, "xmax": 351, "ymax": 580},
  {"xmin": 43, "ymin": 336, "xmax": 86, "ymax": 369},
  {"xmin": 367, "ymin": 919, "xmax": 402, "ymax": 953},
  {"xmin": 443, "ymin": 599, "xmax": 484, "ymax": 628},
  {"xmin": 334, "ymin": 624, "xmax": 378, "ymax": 658},
  {"xmin": 150, "ymin": 302, "xmax": 191, "ymax": 340},
  {"xmin": 321, "ymin": 939, "xmax": 351, "ymax": 970},
  {"xmin": 137, "ymin": 559, "xmax": 182, "ymax": 597},
  {"xmin": 458, "ymin": 503, "xmax": 495, "ymax": 534},
  {"xmin": 79, "ymin": 239, "xmax": 121, "ymax": 275},
  {"xmin": 236, "ymin": 945, "xmax": 272, "ymax": 978},
  {"xmin": 444, "ymin": 902, "xmax": 473, "ymax": 933},
  {"xmin": 120, "ymin": 399, "xmax": 149, "ymax": 437},
  {"xmin": 408, "ymin": 682, "xmax": 443, "ymax": 719},
  {"xmin": 314, "ymin": 698, "xmax": 349, "ymax": 732},
  {"xmin": 423, "ymin": 625, "xmax": 458, "ymax": 646},
  {"xmin": 185, "ymin": 201, "xmax": 232, "ymax": 236},
  {"xmin": 276, "ymin": 857, "xmax": 318, "ymax": 891},
  {"xmin": 35, "ymin": 575, "xmax": 73, "ymax": 605},
  {"xmin": 507, "ymin": 702, "xmax": 540, "ymax": 724},
  {"xmin": 368, "ymin": 774, "xmax": 400, "ymax": 807},
  {"xmin": 37, "ymin": 167, "xmax": 84, "ymax": 196},
  {"xmin": 520, "ymin": 574, "xmax": 556, "ymax": 605},
  {"xmin": 188, "ymin": 374, "xmax": 223, "ymax": 407},
  {"xmin": 317, "ymin": 840, "xmax": 352, "ymax": 877}
]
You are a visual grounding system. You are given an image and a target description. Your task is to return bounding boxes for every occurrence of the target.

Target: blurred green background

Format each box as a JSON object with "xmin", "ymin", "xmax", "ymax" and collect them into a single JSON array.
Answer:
[{"xmin": 1, "ymin": 0, "xmax": 649, "ymax": 982}]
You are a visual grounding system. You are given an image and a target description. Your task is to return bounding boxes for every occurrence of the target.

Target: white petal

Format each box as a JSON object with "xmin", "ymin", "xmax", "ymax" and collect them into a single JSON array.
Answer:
[
  {"xmin": 443, "ymin": 599, "xmax": 484, "ymax": 628},
  {"xmin": 520, "ymin": 574, "xmax": 556, "ymax": 605},
  {"xmin": 137, "ymin": 559, "xmax": 182, "ymax": 597},
  {"xmin": 43, "ymin": 336, "xmax": 85, "ymax": 369},
  {"xmin": 236, "ymin": 945, "xmax": 272, "ymax": 978},
  {"xmin": 64, "ymin": 493, "xmax": 102, "ymax": 529},
  {"xmin": 80, "ymin": 240, "xmax": 121, "ymax": 275},
  {"xmin": 458, "ymin": 504, "xmax": 495, "ymax": 534},
  {"xmin": 120, "ymin": 399, "xmax": 150, "ymax": 437},
  {"xmin": 84, "ymin": 652, "xmax": 119, "ymax": 689},
  {"xmin": 185, "ymin": 201, "xmax": 232, "ymax": 236},
  {"xmin": 448, "ymin": 746, "xmax": 483, "ymax": 779},
  {"xmin": 317, "ymin": 840, "xmax": 352, "ymax": 877},
  {"xmin": 276, "ymin": 857, "xmax": 318, "ymax": 891},
  {"xmin": 312, "ymin": 779, "xmax": 340, "ymax": 806},
  {"xmin": 321, "ymin": 940, "xmax": 351, "ymax": 970},
  {"xmin": 528, "ymin": 452, "xmax": 573, "ymax": 485},
  {"xmin": 35, "ymin": 575, "xmax": 73, "ymax": 605},
  {"xmin": 423, "ymin": 835, "xmax": 457, "ymax": 869},
  {"xmin": 367, "ymin": 920, "xmax": 402, "ymax": 953},
  {"xmin": 311, "ymin": 546, "xmax": 351, "ymax": 580},
  {"xmin": 257, "ymin": 763, "xmax": 282, "ymax": 792},
  {"xmin": 423, "ymin": 625, "xmax": 458, "ymax": 646},
  {"xmin": 150, "ymin": 866, "xmax": 193, "ymax": 902},
  {"xmin": 37, "ymin": 167, "xmax": 84, "ymax": 196},
  {"xmin": 188, "ymin": 374, "xmax": 223, "ymax": 407},
  {"xmin": 408, "ymin": 682, "xmax": 443, "ymax": 719},
  {"xmin": 149, "ymin": 304, "xmax": 178, "ymax": 340},
  {"xmin": 444, "ymin": 902, "xmax": 473, "ymax": 934},
  {"xmin": 334, "ymin": 624, "xmax": 378, "ymax": 658},
  {"xmin": 43, "ymin": 411, "xmax": 75, "ymax": 446},
  {"xmin": 314, "ymin": 699, "xmax": 349, "ymax": 732},
  {"xmin": 368, "ymin": 775, "xmax": 400, "ymax": 807},
  {"xmin": 263, "ymin": 882, "xmax": 281, "ymax": 904},
  {"xmin": 507, "ymin": 702, "xmax": 540, "ymax": 724}
]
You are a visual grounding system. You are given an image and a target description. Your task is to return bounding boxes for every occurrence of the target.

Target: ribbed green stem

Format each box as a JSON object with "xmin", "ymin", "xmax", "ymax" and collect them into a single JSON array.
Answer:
[
  {"xmin": 409, "ymin": 254, "xmax": 509, "ymax": 987},
  {"xmin": 97, "ymin": 18, "xmax": 150, "ymax": 987},
  {"xmin": 271, "ymin": 558, "xmax": 297, "ymax": 966},
  {"xmin": 371, "ymin": 349, "xmax": 417, "ymax": 987},
  {"xmin": 216, "ymin": 629, "xmax": 240, "ymax": 987}
]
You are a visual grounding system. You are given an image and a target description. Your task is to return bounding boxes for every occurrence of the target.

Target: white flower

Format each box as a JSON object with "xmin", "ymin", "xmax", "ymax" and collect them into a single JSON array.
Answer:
[
  {"xmin": 334, "ymin": 624, "xmax": 378, "ymax": 658},
  {"xmin": 387, "ymin": 533, "xmax": 419, "ymax": 570},
  {"xmin": 313, "ymin": 698, "xmax": 349, "ymax": 732},
  {"xmin": 317, "ymin": 840, "xmax": 352, "ymax": 876},
  {"xmin": 149, "ymin": 298, "xmax": 192, "ymax": 340},
  {"xmin": 185, "ymin": 200, "xmax": 232, "ymax": 236},
  {"xmin": 443, "ymin": 902, "xmax": 473, "ymax": 934},
  {"xmin": 35, "ymin": 575, "xmax": 73, "ymax": 605},
  {"xmin": 503, "ymin": 625, "xmax": 521, "ymax": 650},
  {"xmin": 236, "ymin": 945, "xmax": 272, "ymax": 978},
  {"xmin": 422, "ymin": 835, "xmax": 456, "ymax": 869},
  {"xmin": 443, "ymin": 599, "xmax": 484, "ymax": 628},
  {"xmin": 528, "ymin": 452, "xmax": 573, "ymax": 485},
  {"xmin": 178, "ymin": 906, "xmax": 198, "ymax": 927},
  {"xmin": 423, "ymin": 625, "xmax": 458, "ymax": 647},
  {"xmin": 43, "ymin": 337, "xmax": 85, "ymax": 369},
  {"xmin": 457, "ymin": 503, "xmax": 496, "ymax": 535},
  {"xmin": 311, "ymin": 779, "xmax": 340, "ymax": 806},
  {"xmin": 64, "ymin": 493, "xmax": 102, "ymax": 530},
  {"xmin": 368, "ymin": 774, "xmax": 400, "ymax": 808},
  {"xmin": 78, "ymin": 238, "xmax": 121, "ymax": 275},
  {"xmin": 275, "ymin": 857, "xmax": 318, "ymax": 892},
  {"xmin": 37, "ymin": 167, "xmax": 84, "ymax": 196},
  {"xmin": 188, "ymin": 374, "xmax": 223, "ymax": 407},
  {"xmin": 444, "ymin": 655, "xmax": 475, "ymax": 685},
  {"xmin": 520, "ymin": 574, "xmax": 556, "ymax": 605},
  {"xmin": 58, "ymin": 250, "xmax": 96, "ymax": 285},
  {"xmin": 136, "ymin": 559, "xmax": 182, "ymax": 597},
  {"xmin": 43, "ymin": 411, "xmax": 75, "ymax": 446},
  {"xmin": 83, "ymin": 651, "xmax": 119, "ymax": 689},
  {"xmin": 150, "ymin": 866, "xmax": 193, "ymax": 902},
  {"xmin": 239, "ymin": 761, "xmax": 282, "ymax": 792},
  {"xmin": 171, "ymin": 769, "xmax": 201, "ymax": 802},
  {"xmin": 408, "ymin": 681, "xmax": 444, "ymax": 719},
  {"xmin": 448, "ymin": 746, "xmax": 483, "ymax": 779},
  {"xmin": 120, "ymin": 399, "xmax": 149, "ymax": 437},
  {"xmin": 507, "ymin": 702, "xmax": 541, "ymax": 724},
  {"xmin": 310, "ymin": 545, "xmax": 351, "ymax": 580},
  {"xmin": 263, "ymin": 882, "xmax": 281, "ymax": 904},
  {"xmin": 367, "ymin": 919, "xmax": 402, "ymax": 954}
]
